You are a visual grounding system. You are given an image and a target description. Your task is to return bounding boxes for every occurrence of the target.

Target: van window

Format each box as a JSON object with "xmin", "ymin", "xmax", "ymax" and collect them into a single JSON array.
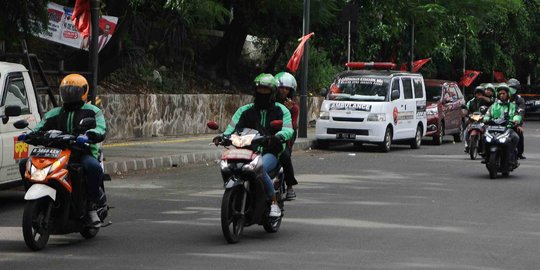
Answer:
[
  {"xmin": 402, "ymin": 78, "xmax": 413, "ymax": 99},
  {"xmin": 1, "ymin": 74, "xmax": 30, "ymax": 114},
  {"xmin": 390, "ymin": 78, "xmax": 401, "ymax": 100},
  {"xmin": 413, "ymin": 78, "xmax": 424, "ymax": 98}
]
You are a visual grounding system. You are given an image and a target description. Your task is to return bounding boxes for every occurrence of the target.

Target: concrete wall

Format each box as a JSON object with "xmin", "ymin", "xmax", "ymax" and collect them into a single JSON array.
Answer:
[{"xmin": 39, "ymin": 94, "xmax": 323, "ymax": 140}]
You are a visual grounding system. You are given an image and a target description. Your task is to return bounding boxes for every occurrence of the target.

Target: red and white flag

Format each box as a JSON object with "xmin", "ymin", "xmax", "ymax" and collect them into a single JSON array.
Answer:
[
  {"xmin": 399, "ymin": 58, "xmax": 431, "ymax": 72},
  {"xmin": 72, "ymin": 0, "xmax": 90, "ymax": 38},
  {"xmin": 458, "ymin": 70, "xmax": 481, "ymax": 87},
  {"xmin": 286, "ymin": 32, "xmax": 314, "ymax": 73}
]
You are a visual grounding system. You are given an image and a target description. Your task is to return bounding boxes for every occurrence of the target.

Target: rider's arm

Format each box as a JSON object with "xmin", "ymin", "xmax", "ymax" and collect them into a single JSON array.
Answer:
[
  {"xmin": 223, "ymin": 104, "xmax": 252, "ymax": 136},
  {"xmin": 483, "ymin": 105, "xmax": 493, "ymax": 122},
  {"xmin": 83, "ymin": 104, "xmax": 107, "ymax": 143},
  {"xmin": 33, "ymin": 107, "xmax": 62, "ymax": 133},
  {"xmin": 275, "ymin": 103, "xmax": 294, "ymax": 141}
]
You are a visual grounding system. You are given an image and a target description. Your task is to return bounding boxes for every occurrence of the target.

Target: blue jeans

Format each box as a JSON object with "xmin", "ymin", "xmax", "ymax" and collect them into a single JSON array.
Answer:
[
  {"xmin": 261, "ymin": 153, "xmax": 278, "ymax": 199},
  {"xmin": 19, "ymin": 155, "xmax": 104, "ymax": 202}
]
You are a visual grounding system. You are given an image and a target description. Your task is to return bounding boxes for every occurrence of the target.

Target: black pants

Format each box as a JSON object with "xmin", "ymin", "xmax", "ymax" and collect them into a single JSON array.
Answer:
[
  {"xmin": 280, "ymin": 148, "xmax": 298, "ymax": 187},
  {"xmin": 517, "ymin": 129, "xmax": 524, "ymax": 155}
]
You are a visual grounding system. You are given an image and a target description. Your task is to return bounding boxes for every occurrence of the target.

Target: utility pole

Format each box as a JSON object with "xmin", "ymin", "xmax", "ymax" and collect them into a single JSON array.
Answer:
[
  {"xmin": 89, "ymin": 0, "xmax": 100, "ymax": 104},
  {"xmin": 298, "ymin": 0, "xmax": 310, "ymax": 138},
  {"xmin": 408, "ymin": 19, "xmax": 415, "ymax": 72}
]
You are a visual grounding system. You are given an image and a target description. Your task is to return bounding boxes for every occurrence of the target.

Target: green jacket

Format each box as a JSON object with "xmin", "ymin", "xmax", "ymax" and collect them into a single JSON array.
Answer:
[
  {"xmin": 224, "ymin": 102, "xmax": 294, "ymax": 155},
  {"xmin": 34, "ymin": 103, "xmax": 107, "ymax": 159},
  {"xmin": 483, "ymin": 100, "xmax": 522, "ymax": 126}
]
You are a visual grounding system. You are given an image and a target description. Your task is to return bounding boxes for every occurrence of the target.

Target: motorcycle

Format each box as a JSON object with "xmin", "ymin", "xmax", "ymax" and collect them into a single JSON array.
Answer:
[
  {"xmin": 466, "ymin": 107, "xmax": 487, "ymax": 160},
  {"xmin": 14, "ymin": 118, "xmax": 109, "ymax": 251},
  {"xmin": 482, "ymin": 118, "xmax": 519, "ymax": 179},
  {"xmin": 207, "ymin": 121, "xmax": 286, "ymax": 244}
]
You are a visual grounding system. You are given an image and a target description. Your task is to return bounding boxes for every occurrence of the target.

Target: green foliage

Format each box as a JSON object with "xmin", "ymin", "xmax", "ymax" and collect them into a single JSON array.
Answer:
[
  {"xmin": 307, "ymin": 48, "xmax": 341, "ymax": 91},
  {"xmin": 0, "ymin": 0, "xmax": 49, "ymax": 41}
]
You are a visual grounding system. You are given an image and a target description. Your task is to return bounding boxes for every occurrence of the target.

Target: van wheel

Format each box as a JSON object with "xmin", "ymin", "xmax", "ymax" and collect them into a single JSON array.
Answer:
[
  {"xmin": 316, "ymin": 140, "xmax": 329, "ymax": 149},
  {"xmin": 379, "ymin": 128, "xmax": 392, "ymax": 153},
  {"xmin": 410, "ymin": 126, "xmax": 422, "ymax": 149}
]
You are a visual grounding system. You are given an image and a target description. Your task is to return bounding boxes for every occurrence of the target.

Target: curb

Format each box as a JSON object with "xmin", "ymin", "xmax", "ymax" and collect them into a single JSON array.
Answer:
[{"xmin": 103, "ymin": 139, "xmax": 316, "ymax": 175}]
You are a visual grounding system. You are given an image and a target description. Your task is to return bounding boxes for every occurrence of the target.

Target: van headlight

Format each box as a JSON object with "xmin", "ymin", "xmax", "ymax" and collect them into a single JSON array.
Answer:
[
  {"xmin": 367, "ymin": 113, "xmax": 386, "ymax": 121},
  {"xmin": 319, "ymin": 111, "xmax": 330, "ymax": 120}
]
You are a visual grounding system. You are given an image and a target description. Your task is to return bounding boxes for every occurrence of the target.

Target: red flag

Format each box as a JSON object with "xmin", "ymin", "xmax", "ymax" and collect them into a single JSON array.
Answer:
[
  {"xmin": 458, "ymin": 70, "xmax": 481, "ymax": 87},
  {"xmin": 493, "ymin": 71, "xmax": 506, "ymax": 82},
  {"xmin": 287, "ymin": 32, "xmax": 315, "ymax": 73},
  {"xmin": 72, "ymin": 0, "xmax": 91, "ymax": 38},
  {"xmin": 399, "ymin": 58, "xmax": 431, "ymax": 72}
]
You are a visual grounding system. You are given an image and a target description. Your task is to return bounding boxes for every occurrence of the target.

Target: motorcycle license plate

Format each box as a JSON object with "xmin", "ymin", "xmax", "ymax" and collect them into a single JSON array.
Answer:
[
  {"xmin": 337, "ymin": 133, "xmax": 356, "ymax": 139},
  {"xmin": 487, "ymin": 126, "xmax": 505, "ymax": 132},
  {"xmin": 30, "ymin": 147, "xmax": 61, "ymax": 158}
]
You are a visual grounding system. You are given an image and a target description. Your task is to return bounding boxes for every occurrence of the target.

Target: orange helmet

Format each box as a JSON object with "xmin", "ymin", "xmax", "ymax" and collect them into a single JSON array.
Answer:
[{"xmin": 59, "ymin": 74, "xmax": 88, "ymax": 104}]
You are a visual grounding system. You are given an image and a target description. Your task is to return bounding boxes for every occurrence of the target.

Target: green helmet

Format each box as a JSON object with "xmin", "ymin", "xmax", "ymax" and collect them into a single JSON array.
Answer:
[
  {"xmin": 496, "ymin": 83, "xmax": 510, "ymax": 96},
  {"xmin": 254, "ymin": 73, "xmax": 278, "ymax": 90},
  {"xmin": 275, "ymin": 72, "xmax": 298, "ymax": 93}
]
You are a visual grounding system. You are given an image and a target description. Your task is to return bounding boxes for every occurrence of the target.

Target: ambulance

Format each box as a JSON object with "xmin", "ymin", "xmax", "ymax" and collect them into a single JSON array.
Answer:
[{"xmin": 315, "ymin": 62, "xmax": 427, "ymax": 152}]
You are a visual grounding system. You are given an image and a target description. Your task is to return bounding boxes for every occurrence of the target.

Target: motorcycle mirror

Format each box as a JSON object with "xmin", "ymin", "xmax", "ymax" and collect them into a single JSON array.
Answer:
[
  {"xmin": 79, "ymin": 117, "xmax": 96, "ymax": 129},
  {"xmin": 13, "ymin": 119, "xmax": 29, "ymax": 129},
  {"xmin": 270, "ymin": 120, "xmax": 283, "ymax": 130},
  {"xmin": 207, "ymin": 121, "xmax": 220, "ymax": 130},
  {"xmin": 480, "ymin": 106, "xmax": 488, "ymax": 114},
  {"xmin": 319, "ymin": 87, "xmax": 328, "ymax": 96}
]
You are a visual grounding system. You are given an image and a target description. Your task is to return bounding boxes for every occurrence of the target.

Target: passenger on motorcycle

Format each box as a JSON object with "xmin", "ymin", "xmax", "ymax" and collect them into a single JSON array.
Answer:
[
  {"xmin": 507, "ymin": 78, "xmax": 526, "ymax": 159},
  {"xmin": 482, "ymin": 83, "xmax": 496, "ymax": 106},
  {"xmin": 464, "ymin": 86, "xmax": 489, "ymax": 152},
  {"xmin": 483, "ymin": 84, "xmax": 522, "ymax": 163},
  {"xmin": 275, "ymin": 71, "xmax": 299, "ymax": 200},
  {"xmin": 214, "ymin": 73, "xmax": 294, "ymax": 217},
  {"xmin": 18, "ymin": 74, "xmax": 107, "ymax": 227}
]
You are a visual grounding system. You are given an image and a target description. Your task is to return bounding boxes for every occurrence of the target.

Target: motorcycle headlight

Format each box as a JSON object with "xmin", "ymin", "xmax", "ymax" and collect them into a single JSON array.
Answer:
[
  {"xmin": 426, "ymin": 107, "xmax": 438, "ymax": 116},
  {"xmin": 319, "ymin": 111, "xmax": 330, "ymax": 120},
  {"xmin": 485, "ymin": 135, "xmax": 492, "ymax": 143},
  {"xmin": 498, "ymin": 137, "xmax": 507, "ymax": 143},
  {"xmin": 367, "ymin": 113, "xmax": 386, "ymax": 122},
  {"xmin": 243, "ymin": 155, "xmax": 260, "ymax": 171},
  {"xmin": 30, "ymin": 165, "xmax": 51, "ymax": 181},
  {"xmin": 220, "ymin": 160, "xmax": 229, "ymax": 171}
]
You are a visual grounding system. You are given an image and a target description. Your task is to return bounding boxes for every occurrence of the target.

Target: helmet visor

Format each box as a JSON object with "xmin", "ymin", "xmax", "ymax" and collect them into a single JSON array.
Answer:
[{"xmin": 60, "ymin": 85, "xmax": 86, "ymax": 104}]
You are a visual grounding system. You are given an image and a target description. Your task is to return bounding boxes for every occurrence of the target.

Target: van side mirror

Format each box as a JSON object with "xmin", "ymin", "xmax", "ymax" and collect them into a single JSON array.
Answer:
[
  {"xmin": 1, "ymin": 105, "xmax": 21, "ymax": 124},
  {"xmin": 13, "ymin": 119, "xmax": 29, "ymax": 129},
  {"xmin": 319, "ymin": 88, "xmax": 328, "ymax": 96},
  {"xmin": 391, "ymin": 90, "xmax": 400, "ymax": 100}
]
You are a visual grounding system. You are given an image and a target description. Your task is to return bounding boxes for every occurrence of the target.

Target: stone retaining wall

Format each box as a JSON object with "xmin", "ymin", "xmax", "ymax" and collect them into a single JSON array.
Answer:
[{"xmin": 39, "ymin": 94, "xmax": 323, "ymax": 140}]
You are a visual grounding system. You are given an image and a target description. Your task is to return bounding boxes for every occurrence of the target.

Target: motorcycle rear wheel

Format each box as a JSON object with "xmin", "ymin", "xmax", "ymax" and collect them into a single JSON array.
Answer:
[
  {"xmin": 488, "ymin": 151, "xmax": 499, "ymax": 179},
  {"xmin": 469, "ymin": 136, "xmax": 478, "ymax": 160},
  {"xmin": 221, "ymin": 187, "xmax": 245, "ymax": 244},
  {"xmin": 22, "ymin": 198, "xmax": 51, "ymax": 251}
]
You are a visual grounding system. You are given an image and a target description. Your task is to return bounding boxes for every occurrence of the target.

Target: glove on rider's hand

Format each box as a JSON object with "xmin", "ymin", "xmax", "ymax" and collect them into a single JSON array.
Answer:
[
  {"xmin": 18, "ymin": 133, "xmax": 27, "ymax": 141},
  {"xmin": 85, "ymin": 131, "xmax": 98, "ymax": 142},
  {"xmin": 212, "ymin": 135, "xmax": 223, "ymax": 146},
  {"xmin": 76, "ymin": 135, "xmax": 89, "ymax": 145}
]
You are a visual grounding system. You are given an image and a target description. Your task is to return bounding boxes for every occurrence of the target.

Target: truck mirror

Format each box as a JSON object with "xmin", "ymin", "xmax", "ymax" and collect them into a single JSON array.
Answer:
[
  {"xmin": 1, "ymin": 105, "xmax": 21, "ymax": 124},
  {"xmin": 13, "ymin": 119, "xmax": 29, "ymax": 129}
]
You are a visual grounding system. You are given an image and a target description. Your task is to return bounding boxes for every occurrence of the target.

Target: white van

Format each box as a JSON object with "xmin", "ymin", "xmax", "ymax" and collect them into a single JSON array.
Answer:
[
  {"xmin": 315, "ymin": 67, "xmax": 427, "ymax": 152},
  {"xmin": 0, "ymin": 62, "xmax": 41, "ymax": 188}
]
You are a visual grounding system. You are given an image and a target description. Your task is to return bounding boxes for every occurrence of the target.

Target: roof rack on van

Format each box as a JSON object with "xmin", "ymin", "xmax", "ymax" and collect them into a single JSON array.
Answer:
[{"xmin": 345, "ymin": 62, "xmax": 397, "ymax": 70}]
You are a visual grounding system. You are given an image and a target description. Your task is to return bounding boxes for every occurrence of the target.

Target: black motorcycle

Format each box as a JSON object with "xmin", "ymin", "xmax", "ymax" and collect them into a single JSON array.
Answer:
[
  {"xmin": 482, "ymin": 118, "xmax": 519, "ymax": 179},
  {"xmin": 208, "ymin": 121, "xmax": 286, "ymax": 244}
]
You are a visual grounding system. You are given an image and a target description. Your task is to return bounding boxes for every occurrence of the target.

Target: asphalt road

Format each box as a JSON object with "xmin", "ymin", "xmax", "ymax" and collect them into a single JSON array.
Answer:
[{"xmin": 1, "ymin": 121, "xmax": 539, "ymax": 270}]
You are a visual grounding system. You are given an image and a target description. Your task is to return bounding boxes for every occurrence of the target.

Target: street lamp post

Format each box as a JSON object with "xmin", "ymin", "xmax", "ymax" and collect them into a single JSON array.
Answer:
[{"xmin": 89, "ymin": 0, "xmax": 100, "ymax": 105}]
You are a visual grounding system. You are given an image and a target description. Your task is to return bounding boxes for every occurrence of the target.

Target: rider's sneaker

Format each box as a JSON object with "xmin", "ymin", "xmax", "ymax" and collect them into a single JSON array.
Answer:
[
  {"xmin": 518, "ymin": 154, "xmax": 526, "ymax": 160},
  {"xmin": 87, "ymin": 210, "xmax": 101, "ymax": 228},
  {"xmin": 464, "ymin": 146, "xmax": 469, "ymax": 153},
  {"xmin": 269, "ymin": 203, "xmax": 281, "ymax": 217},
  {"xmin": 286, "ymin": 188, "xmax": 296, "ymax": 200}
]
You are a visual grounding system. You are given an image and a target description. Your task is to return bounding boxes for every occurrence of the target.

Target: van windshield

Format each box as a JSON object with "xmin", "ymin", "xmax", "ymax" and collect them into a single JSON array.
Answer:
[
  {"xmin": 329, "ymin": 76, "xmax": 389, "ymax": 101},
  {"xmin": 426, "ymin": 86, "xmax": 442, "ymax": 102}
]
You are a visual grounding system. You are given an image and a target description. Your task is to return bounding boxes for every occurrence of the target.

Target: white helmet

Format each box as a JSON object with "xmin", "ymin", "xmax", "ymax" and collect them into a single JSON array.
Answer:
[{"xmin": 275, "ymin": 71, "xmax": 297, "ymax": 93}]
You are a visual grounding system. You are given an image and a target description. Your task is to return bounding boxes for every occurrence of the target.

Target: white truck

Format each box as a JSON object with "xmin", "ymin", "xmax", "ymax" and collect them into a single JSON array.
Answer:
[{"xmin": 0, "ymin": 62, "xmax": 42, "ymax": 188}]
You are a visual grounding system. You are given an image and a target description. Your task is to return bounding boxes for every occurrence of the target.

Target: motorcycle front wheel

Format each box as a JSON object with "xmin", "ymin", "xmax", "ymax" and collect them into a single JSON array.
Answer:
[
  {"xmin": 487, "ymin": 151, "xmax": 499, "ymax": 179},
  {"xmin": 22, "ymin": 198, "xmax": 52, "ymax": 251},
  {"xmin": 221, "ymin": 187, "xmax": 246, "ymax": 244},
  {"xmin": 469, "ymin": 135, "xmax": 478, "ymax": 160}
]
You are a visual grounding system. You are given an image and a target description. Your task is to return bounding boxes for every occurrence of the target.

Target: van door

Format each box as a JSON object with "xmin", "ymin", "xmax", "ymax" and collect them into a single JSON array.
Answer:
[
  {"xmin": 399, "ymin": 77, "xmax": 416, "ymax": 138},
  {"xmin": 413, "ymin": 77, "xmax": 426, "ymax": 133},
  {"xmin": 0, "ymin": 72, "xmax": 38, "ymax": 184}
]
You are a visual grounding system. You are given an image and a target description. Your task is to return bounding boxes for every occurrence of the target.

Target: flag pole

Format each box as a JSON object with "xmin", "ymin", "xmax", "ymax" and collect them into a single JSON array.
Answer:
[{"xmin": 298, "ymin": 0, "xmax": 310, "ymax": 138}]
